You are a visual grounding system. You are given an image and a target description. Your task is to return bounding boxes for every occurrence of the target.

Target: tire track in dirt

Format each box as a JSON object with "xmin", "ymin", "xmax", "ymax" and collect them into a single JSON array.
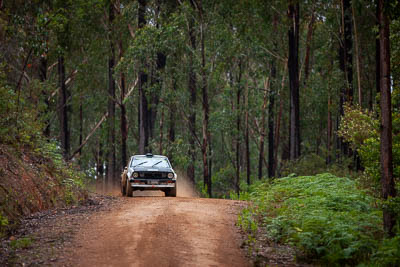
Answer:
[{"xmin": 68, "ymin": 196, "xmax": 250, "ymax": 267}]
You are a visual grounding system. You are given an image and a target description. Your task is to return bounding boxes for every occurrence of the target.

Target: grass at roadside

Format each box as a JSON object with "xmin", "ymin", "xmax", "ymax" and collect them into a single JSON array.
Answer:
[{"xmin": 237, "ymin": 173, "xmax": 394, "ymax": 265}]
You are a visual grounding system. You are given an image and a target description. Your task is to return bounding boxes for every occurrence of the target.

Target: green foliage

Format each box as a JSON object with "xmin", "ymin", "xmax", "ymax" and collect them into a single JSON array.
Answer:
[
  {"xmin": 10, "ymin": 237, "xmax": 33, "ymax": 249},
  {"xmin": 239, "ymin": 173, "xmax": 383, "ymax": 265},
  {"xmin": 338, "ymin": 103, "xmax": 378, "ymax": 149},
  {"xmin": 280, "ymin": 153, "xmax": 354, "ymax": 178},
  {"xmin": 339, "ymin": 103, "xmax": 400, "ymax": 187}
]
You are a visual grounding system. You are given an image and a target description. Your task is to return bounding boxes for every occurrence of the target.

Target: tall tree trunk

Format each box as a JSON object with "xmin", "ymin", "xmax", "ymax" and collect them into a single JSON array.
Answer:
[
  {"xmin": 168, "ymin": 76, "xmax": 176, "ymax": 159},
  {"xmin": 199, "ymin": 1, "xmax": 211, "ymax": 197},
  {"xmin": 235, "ymin": 63, "xmax": 242, "ymax": 194},
  {"xmin": 268, "ymin": 63, "xmax": 276, "ymax": 178},
  {"xmin": 138, "ymin": 0, "xmax": 149, "ymax": 154},
  {"xmin": 352, "ymin": 2, "xmax": 362, "ymax": 106},
  {"xmin": 79, "ymin": 92, "xmax": 83, "ymax": 160},
  {"xmin": 258, "ymin": 78, "xmax": 268, "ymax": 179},
  {"xmin": 187, "ymin": 11, "xmax": 197, "ymax": 184},
  {"xmin": 288, "ymin": 1, "xmax": 300, "ymax": 160},
  {"xmin": 119, "ymin": 41, "xmax": 128, "ymax": 169},
  {"xmin": 342, "ymin": 0, "xmax": 353, "ymax": 103},
  {"xmin": 39, "ymin": 55, "xmax": 50, "ymax": 138},
  {"xmin": 58, "ymin": 55, "xmax": 69, "ymax": 160},
  {"xmin": 327, "ymin": 95, "xmax": 332, "ymax": 164},
  {"xmin": 159, "ymin": 106, "xmax": 164, "ymax": 154},
  {"xmin": 245, "ymin": 79, "xmax": 250, "ymax": 185},
  {"xmin": 274, "ymin": 64, "xmax": 287, "ymax": 176},
  {"xmin": 304, "ymin": 4, "xmax": 315, "ymax": 83},
  {"xmin": 107, "ymin": 0, "xmax": 116, "ymax": 185},
  {"xmin": 378, "ymin": 0, "xmax": 396, "ymax": 237}
]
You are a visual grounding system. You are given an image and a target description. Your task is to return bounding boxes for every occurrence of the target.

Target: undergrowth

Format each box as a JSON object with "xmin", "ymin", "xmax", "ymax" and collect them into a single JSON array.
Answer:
[{"xmin": 238, "ymin": 173, "xmax": 387, "ymax": 265}]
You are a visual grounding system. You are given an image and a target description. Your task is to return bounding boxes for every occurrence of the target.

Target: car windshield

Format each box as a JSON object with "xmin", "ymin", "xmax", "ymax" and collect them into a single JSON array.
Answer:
[{"xmin": 131, "ymin": 157, "xmax": 170, "ymax": 168}]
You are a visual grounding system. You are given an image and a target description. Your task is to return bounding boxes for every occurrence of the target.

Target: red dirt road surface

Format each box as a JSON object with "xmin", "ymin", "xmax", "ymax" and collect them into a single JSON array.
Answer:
[{"xmin": 69, "ymin": 195, "xmax": 250, "ymax": 267}]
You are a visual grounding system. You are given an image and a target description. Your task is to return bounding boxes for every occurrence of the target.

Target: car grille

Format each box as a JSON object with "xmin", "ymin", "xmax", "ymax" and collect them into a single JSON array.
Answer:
[{"xmin": 138, "ymin": 172, "xmax": 167, "ymax": 179}]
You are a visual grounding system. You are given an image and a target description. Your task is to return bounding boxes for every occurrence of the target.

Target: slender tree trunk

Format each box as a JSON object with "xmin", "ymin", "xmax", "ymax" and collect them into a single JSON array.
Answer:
[
  {"xmin": 119, "ymin": 41, "xmax": 128, "ymax": 168},
  {"xmin": 245, "ymin": 80, "xmax": 250, "ymax": 185},
  {"xmin": 187, "ymin": 12, "xmax": 197, "ymax": 184},
  {"xmin": 378, "ymin": 0, "xmax": 396, "ymax": 237},
  {"xmin": 235, "ymin": 63, "xmax": 242, "ymax": 194},
  {"xmin": 79, "ymin": 92, "xmax": 83, "ymax": 160},
  {"xmin": 159, "ymin": 106, "xmax": 164, "ymax": 154},
  {"xmin": 327, "ymin": 96, "xmax": 332, "ymax": 164},
  {"xmin": 288, "ymin": 1, "xmax": 300, "ymax": 160},
  {"xmin": 274, "ymin": 64, "xmax": 287, "ymax": 175},
  {"xmin": 39, "ymin": 55, "xmax": 50, "ymax": 138},
  {"xmin": 268, "ymin": 61, "xmax": 276, "ymax": 178},
  {"xmin": 199, "ymin": 1, "xmax": 210, "ymax": 197},
  {"xmin": 352, "ymin": 2, "xmax": 362, "ymax": 106},
  {"xmin": 304, "ymin": 5, "xmax": 315, "ymax": 83},
  {"xmin": 258, "ymin": 78, "xmax": 268, "ymax": 179},
  {"xmin": 107, "ymin": 0, "xmax": 116, "ymax": 185},
  {"xmin": 58, "ymin": 55, "xmax": 69, "ymax": 160},
  {"xmin": 138, "ymin": 0, "xmax": 149, "ymax": 154}
]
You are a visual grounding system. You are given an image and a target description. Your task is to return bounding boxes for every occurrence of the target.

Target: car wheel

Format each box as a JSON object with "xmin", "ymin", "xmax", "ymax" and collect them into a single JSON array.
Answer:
[
  {"xmin": 126, "ymin": 179, "xmax": 133, "ymax": 197},
  {"xmin": 166, "ymin": 185, "xmax": 177, "ymax": 197}
]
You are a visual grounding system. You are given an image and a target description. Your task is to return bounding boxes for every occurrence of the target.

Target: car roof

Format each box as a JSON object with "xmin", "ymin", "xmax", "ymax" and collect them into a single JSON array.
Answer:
[{"xmin": 131, "ymin": 155, "xmax": 168, "ymax": 159}]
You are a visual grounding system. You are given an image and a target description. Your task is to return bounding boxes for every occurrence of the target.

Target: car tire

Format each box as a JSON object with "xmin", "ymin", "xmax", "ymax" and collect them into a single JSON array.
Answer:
[
  {"xmin": 166, "ymin": 185, "xmax": 177, "ymax": 197},
  {"xmin": 126, "ymin": 179, "xmax": 133, "ymax": 197}
]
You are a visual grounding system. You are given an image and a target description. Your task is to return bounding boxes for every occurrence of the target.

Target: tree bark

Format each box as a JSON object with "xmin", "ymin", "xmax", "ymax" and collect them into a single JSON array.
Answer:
[
  {"xmin": 187, "ymin": 9, "xmax": 197, "ymax": 184},
  {"xmin": 199, "ymin": 0, "xmax": 211, "ymax": 197},
  {"xmin": 119, "ymin": 41, "xmax": 128, "ymax": 168},
  {"xmin": 258, "ymin": 78, "xmax": 268, "ymax": 179},
  {"xmin": 138, "ymin": 0, "xmax": 149, "ymax": 154},
  {"xmin": 58, "ymin": 55, "xmax": 69, "ymax": 160},
  {"xmin": 39, "ymin": 55, "xmax": 50, "ymax": 138},
  {"xmin": 378, "ymin": 0, "xmax": 396, "ymax": 237},
  {"xmin": 288, "ymin": 1, "xmax": 300, "ymax": 160},
  {"xmin": 235, "ymin": 63, "xmax": 242, "ymax": 194},
  {"xmin": 304, "ymin": 5, "xmax": 315, "ymax": 83},
  {"xmin": 352, "ymin": 2, "xmax": 362, "ymax": 106},
  {"xmin": 245, "ymin": 80, "xmax": 250, "ymax": 185},
  {"xmin": 107, "ymin": 0, "xmax": 116, "ymax": 185},
  {"xmin": 327, "ymin": 96, "xmax": 332, "ymax": 164}
]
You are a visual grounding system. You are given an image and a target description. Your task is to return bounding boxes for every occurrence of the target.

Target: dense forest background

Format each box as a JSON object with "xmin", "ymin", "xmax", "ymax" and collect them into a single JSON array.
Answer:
[
  {"xmin": 1, "ymin": 0, "xmax": 400, "ymax": 230},
  {"xmin": 2, "ymin": 0, "xmax": 400, "ymax": 264}
]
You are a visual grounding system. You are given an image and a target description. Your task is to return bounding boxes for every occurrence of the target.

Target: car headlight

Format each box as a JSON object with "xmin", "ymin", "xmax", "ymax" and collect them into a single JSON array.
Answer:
[
  {"xmin": 133, "ymin": 172, "xmax": 139, "ymax": 178},
  {"xmin": 168, "ymin": 172, "xmax": 174, "ymax": 179}
]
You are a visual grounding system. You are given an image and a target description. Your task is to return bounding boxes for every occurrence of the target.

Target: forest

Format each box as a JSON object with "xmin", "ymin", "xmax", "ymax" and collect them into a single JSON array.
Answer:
[{"xmin": 1, "ymin": 0, "xmax": 400, "ymax": 265}]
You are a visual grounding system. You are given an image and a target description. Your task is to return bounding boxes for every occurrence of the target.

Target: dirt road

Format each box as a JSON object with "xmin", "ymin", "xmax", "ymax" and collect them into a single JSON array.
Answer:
[{"xmin": 69, "ymin": 194, "xmax": 250, "ymax": 267}]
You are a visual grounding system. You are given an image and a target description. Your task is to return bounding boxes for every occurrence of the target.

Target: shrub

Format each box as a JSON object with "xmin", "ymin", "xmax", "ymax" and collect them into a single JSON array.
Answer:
[{"xmin": 239, "ymin": 173, "xmax": 383, "ymax": 265}]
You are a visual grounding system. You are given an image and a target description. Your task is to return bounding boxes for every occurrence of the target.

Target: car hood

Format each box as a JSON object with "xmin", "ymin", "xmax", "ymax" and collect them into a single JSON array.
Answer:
[{"xmin": 131, "ymin": 166, "xmax": 173, "ymax": 173}]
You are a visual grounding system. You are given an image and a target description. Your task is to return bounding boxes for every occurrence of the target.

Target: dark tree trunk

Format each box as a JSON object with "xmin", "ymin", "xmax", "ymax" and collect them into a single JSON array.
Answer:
[
  {"xmin": 168, "ymin": 77, "xmax": 176, "ymax": 159},
  {"xmin": 58, "ymin": 55, "xmax": 69, "ymax": 160},
  {"xmin": 245, "ymin": 81, "xmax": 250, "ymax": 185},
  {"xmin": 138, "ymin": 0, "xmax": 149, "ymax": 154},
  {"xmin": 97, "ymin": 139, "xmax": 104, "ymax": 178},
  {"xmin": 119, "ymin": 41, "xmax": 128, "ymax": 169},
  {"xmin": 288, "ymin": 1, "xmax": 300, "ymax": 160},
  {"xmin": 268, "ymin": 60, "xmax": 276, "ymax": 178},
  {"xmin": 378, "ymin": 0, "xmax": 396, "ymax": 237},
  {"xmin": 304, "ymin": 5, "xmax": 315, "ymax": 82},
  {"xmin": 107, "ymin": 1, "xmax": 116, "ymax": 185},
  {"xmin": 199, "ymin": 0, "xmax": 211, "ymax": 197},
  {"xmin": 187, "ymin": 8, "xmax": 197, "ymax": 184},
  {"xmin": 79, "ymin": 92, "xmax": 83, "ymax": 159},
  {"xmin": 235, "ymin": 63, "xmax": 242, "ymax": 194},
  {"xmin": 327, "ymin": 96, "xmax": 332, "ymax": 164},
  {"xmin": 342, "ymin": 0, "xmax": 353, "ymax": 103},
  {"xmin": 39, "ymin": 55, "xmax": 50, "ymax": 138},
  {"xmin": 258, "ymin": 79, "xmax": 268, "ymax": 179}
]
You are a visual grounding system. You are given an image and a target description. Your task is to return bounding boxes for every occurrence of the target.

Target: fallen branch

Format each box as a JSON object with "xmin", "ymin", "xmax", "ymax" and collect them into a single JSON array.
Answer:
[{"xmin": 69, "ymin": 112, "xmax": 109, "ymax": 160}]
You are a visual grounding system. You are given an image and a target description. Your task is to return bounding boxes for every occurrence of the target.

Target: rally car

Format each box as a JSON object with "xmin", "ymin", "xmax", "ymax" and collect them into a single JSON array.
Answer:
[{"xmin": 121, "ymin": 153, "xmax": 177, "ymax": 197}]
